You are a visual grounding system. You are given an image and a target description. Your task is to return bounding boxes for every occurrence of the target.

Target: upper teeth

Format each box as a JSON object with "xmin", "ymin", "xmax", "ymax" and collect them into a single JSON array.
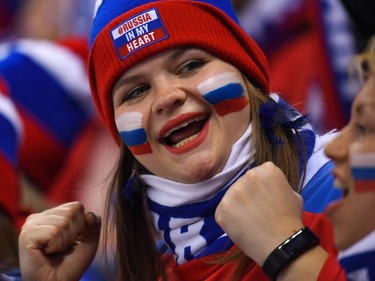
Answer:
[{"xmin": 163, "ymin": 116, "xmax": 205, "ymax": 138}]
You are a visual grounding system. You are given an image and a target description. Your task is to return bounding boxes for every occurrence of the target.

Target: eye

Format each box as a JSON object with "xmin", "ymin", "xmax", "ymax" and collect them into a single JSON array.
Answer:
[
  {"xmin": 178, "ymin": 59, "xmax": 205, "ymax": 75},
  {"xmin": 124, "ymin": 84, "xmax": 150, "ymax": 102},
  {"xmin": 355, "ymin": 123, "xmax": 370, "ymax": 136},
  {"xmin": 362, "ymin": 72, "xmax": 371, "ymax": 83}
]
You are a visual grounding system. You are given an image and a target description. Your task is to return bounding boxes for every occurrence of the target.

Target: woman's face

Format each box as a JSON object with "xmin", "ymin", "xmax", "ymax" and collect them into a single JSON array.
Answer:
[
  {"xmin": 112, "ymin": 48, "xmax": 251, "ymax": 183},
  {"xmin": 324, "ymin": 75, "xmax": 375, "ymax": 250}
]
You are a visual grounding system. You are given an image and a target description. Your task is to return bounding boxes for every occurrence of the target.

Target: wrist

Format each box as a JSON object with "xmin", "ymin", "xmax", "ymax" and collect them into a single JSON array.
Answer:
[{"xmin": 262, "ymin": 226, "xmax": 320, "ymax": 281}]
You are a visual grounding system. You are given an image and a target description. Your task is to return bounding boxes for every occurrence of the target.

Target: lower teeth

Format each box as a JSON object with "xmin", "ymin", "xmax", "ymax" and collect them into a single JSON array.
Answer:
[{"xmin": 173, "ymin": 133, "xmax": 199, "ymax": 148}]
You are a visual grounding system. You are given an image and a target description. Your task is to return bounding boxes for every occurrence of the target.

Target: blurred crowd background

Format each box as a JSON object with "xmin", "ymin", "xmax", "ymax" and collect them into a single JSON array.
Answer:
[{"xmin": 0, "ymin": 0, "xmax": 374, "ymax": 279}]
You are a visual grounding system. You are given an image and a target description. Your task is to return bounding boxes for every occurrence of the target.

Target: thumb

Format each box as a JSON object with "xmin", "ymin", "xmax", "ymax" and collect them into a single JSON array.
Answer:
[
  {"xmin": 70, "ymin": 212, "xmax": 102, "ymax": 270},
  {"xmin": 81, "ymin": 212, "xmax": 102, "ymax": 243}
]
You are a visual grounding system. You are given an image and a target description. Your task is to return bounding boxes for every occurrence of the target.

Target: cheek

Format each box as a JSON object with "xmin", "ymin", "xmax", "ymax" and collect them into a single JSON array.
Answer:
[
  {"xmin": 331, "ymin": 197, "xmax": 367, "ymax": 249},
  {"xmin": 115, "ymin": 111, "xmax": 152, "ymax": 155},
  {"xmin": 347, "ymin": 193, "xmax": 375, "ymax": 237},
  {"xmin": 197, "ymin": 72, "xmax": 249, "ymax": 116}
]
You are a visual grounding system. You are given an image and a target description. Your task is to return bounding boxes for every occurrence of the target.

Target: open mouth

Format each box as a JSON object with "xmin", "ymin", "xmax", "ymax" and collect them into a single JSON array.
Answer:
[
  {"xmin": 325, "ymin": 178, "xmax": 348, "ymax": 217},
  {"xmin": 161, "ymin": 115, "xmax": 209, "ymax": 148}
]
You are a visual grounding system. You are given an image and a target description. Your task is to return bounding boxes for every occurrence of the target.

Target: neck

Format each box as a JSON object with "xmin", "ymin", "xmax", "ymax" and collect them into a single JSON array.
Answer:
[
  {"xmin": 141, "ymin": 123, "xmax": 253, "ymax": 264},
  {"xmin": 142, "ymin": 123, "xmax": 253, "ymax": 206}
]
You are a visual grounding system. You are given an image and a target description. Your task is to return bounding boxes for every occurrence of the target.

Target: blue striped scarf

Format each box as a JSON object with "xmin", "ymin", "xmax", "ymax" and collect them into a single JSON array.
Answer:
[{"xmin": 140, "ymin": 95, "xmax": 316, "ymax": 265}]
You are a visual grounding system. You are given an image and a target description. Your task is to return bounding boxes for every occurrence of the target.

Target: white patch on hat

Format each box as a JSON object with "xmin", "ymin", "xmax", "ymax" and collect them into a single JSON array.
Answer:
[
  {"xmin": 93, "ymin": 0, "xmax": 103, "ymax": 18},
  {"xmin": 111, "ymin": 8, "xmax": 168, "ymax": 60}
]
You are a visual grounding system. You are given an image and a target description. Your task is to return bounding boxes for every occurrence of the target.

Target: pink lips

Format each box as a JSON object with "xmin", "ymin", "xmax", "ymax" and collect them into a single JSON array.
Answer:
[{"xmin": 159, "ymin": 112, "xmax": 209, "ymax": 154}]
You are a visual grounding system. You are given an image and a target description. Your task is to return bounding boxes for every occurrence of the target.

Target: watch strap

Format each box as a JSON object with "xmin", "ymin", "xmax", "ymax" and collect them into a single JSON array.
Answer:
[{"xmin": 262, "ymin": 226, "xmax": 320, "ymax": 280}]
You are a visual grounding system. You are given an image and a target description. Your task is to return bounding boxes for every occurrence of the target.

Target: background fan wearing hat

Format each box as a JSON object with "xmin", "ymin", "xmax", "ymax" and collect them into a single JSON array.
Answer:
[
  {"xmin": 0, "ymin": 37, "xmax": 115, "ymax": 281},
  {"xmin": 0, "ymin": 0, "xmax": 114, "ymax": 279},
  {"xmin": 234, "ymin": 0, "xmax": 358, "ymax": 135},
  {"xmin": 16, "ymin": 0, "xmax": 349, "ymax": 280},
  {"xmin": 233, "ymin": 0, "xmax": 375, "ymax": 136}
]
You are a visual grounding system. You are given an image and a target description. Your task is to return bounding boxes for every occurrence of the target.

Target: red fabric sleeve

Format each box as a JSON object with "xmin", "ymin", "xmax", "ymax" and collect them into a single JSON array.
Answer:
[
  {"xmin": 163, "ymin": 212, "xmax": 346, "ymax": 280},
  {"xmin": 318, "ymin": 254, "xmax": 347, "ymax": 281},
  {"xmin": 303, "ymin": 212, "xmax": 346, "ymax": 281}
]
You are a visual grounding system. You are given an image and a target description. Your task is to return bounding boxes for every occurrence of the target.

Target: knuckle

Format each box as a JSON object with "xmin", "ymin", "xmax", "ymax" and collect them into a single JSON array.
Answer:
[
  {"xmin": 59, "ymin": 216, "xmax": 71, "ymax": 228},
  {"xmin": 73, "ymin": 202, "xmax": 85, "ymax": 213},
  {"xmin": 25, "ymin": 213, "xmax": 39, "ymax": 222},
  {"xmin": 49, "ymin": 225, "xmax": 61, "ymax": 237}
]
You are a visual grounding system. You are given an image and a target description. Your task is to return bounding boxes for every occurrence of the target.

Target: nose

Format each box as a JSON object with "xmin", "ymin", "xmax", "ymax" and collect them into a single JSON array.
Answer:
[
  {"xmin": 151, "ymin": 77, "xmax": 187, "ymax": 114},
  {"xmin": 324, "ymin": 126, "xmax": 352, "ymax": 163}
]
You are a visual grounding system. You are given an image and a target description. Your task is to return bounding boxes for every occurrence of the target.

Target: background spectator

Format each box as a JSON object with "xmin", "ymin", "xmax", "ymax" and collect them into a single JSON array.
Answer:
[{"xmin": 235, "ymin": 0, "xmax": 358, "ymax": 133}]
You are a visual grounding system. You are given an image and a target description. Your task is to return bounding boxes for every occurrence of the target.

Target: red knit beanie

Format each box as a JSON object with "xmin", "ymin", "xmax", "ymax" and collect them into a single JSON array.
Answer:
[{"xmin": 89, "ymin": 0, "xmax": 269, "ymax": 142}]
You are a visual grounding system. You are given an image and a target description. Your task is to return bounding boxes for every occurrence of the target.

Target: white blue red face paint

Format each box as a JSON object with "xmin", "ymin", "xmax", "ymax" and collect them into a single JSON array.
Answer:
[
  {"xmin": 115, "ymin": 112, "xmax": 152, "ymax": 155},
  {"xmin": 351, "ymin": 153, "xmax": 375, "ymax": 192},
  {"xmin": 197, "ymin": 72, "xmax": 248, "ymax": 116}
]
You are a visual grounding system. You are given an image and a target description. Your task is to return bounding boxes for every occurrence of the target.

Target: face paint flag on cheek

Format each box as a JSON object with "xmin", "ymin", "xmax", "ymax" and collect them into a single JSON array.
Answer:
[
  {"xmin": 351, "ymin": 153, "xmax": 375, "ymax": 192},
  {"xmin": 197, "ymin": 72, "xmax": 249, "ymax": 116},
  {"xmin": 115, "ymin": 112, "xmax": 152, "ymax": 155}
]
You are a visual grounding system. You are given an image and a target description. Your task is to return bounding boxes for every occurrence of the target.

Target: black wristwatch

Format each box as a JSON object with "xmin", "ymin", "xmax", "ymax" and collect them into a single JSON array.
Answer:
[{"xmin": 262, "ymin": 226, "xmax": 320, "ymax": 281}]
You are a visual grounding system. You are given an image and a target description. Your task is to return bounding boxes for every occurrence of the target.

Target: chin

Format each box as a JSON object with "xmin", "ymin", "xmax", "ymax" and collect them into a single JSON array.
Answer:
[
  {"xmin": 334, "ymin": 237, "xmax": 350, "ymax": 251},
  {"xmin": 334, "ymin": 239, "xmax": 346, "ymax": 251},
  {"xmin": 334, "ymin": 232, "xmax": 363, "ymax": 251},
  {"xmin": 185, "ymin": 163, "xmax": 221, "ymax": 183},
  {"xmin": 183, "ymin": 170, "xmax": 215, "ymax": 183}
]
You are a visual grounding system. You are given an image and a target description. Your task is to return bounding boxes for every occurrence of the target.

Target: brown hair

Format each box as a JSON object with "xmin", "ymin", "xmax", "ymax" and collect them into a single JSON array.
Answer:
[
  {"xmin": 0, "ymin": 211, "xmax": 19, "ymax": 273},
  {"xmin": 103, "ymin": 79, "xmax": 308, "ymax": 281}
]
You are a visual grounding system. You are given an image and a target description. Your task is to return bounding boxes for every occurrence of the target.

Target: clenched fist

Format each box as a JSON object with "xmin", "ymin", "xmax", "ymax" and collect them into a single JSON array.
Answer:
[{"xmin": 19, "ymin": 202, "xmax": 101, "ymax": 281}]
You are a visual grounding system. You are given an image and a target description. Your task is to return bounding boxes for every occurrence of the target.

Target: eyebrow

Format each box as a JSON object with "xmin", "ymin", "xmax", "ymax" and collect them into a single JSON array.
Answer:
[
  {"xmin": 112, "ymin": 74, "xmax": 142, "ymax": 98},
  {"xmin": 166, "ymin": 47, "xmax": 191, "ymax": 62},
  {"xmin": 112, "ymin": 48, "xmax": 199, "ymax": 95}
]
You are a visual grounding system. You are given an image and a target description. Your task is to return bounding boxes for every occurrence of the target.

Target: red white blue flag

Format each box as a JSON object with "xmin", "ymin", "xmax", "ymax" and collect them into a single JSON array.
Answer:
[
  {"xmin": 351, "ymin": 153, "xmax": 375, "ymax": 192},
  {"xmin": 197, "ymin": 72, "xmax": 248, "ymax": 116},
  {"xmin": 116, "ymin": 111, "xmax": 152, "ymax": 155}
]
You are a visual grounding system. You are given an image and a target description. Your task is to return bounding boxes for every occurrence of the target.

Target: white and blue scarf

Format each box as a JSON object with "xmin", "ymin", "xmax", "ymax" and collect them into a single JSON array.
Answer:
[
  {"xmin": 339, "ymin": 230, "xmax": 375, "ymax": 281},
  {"xmin": 140, "ymin": 94, "xmax": 318, "ymax": 265}
]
